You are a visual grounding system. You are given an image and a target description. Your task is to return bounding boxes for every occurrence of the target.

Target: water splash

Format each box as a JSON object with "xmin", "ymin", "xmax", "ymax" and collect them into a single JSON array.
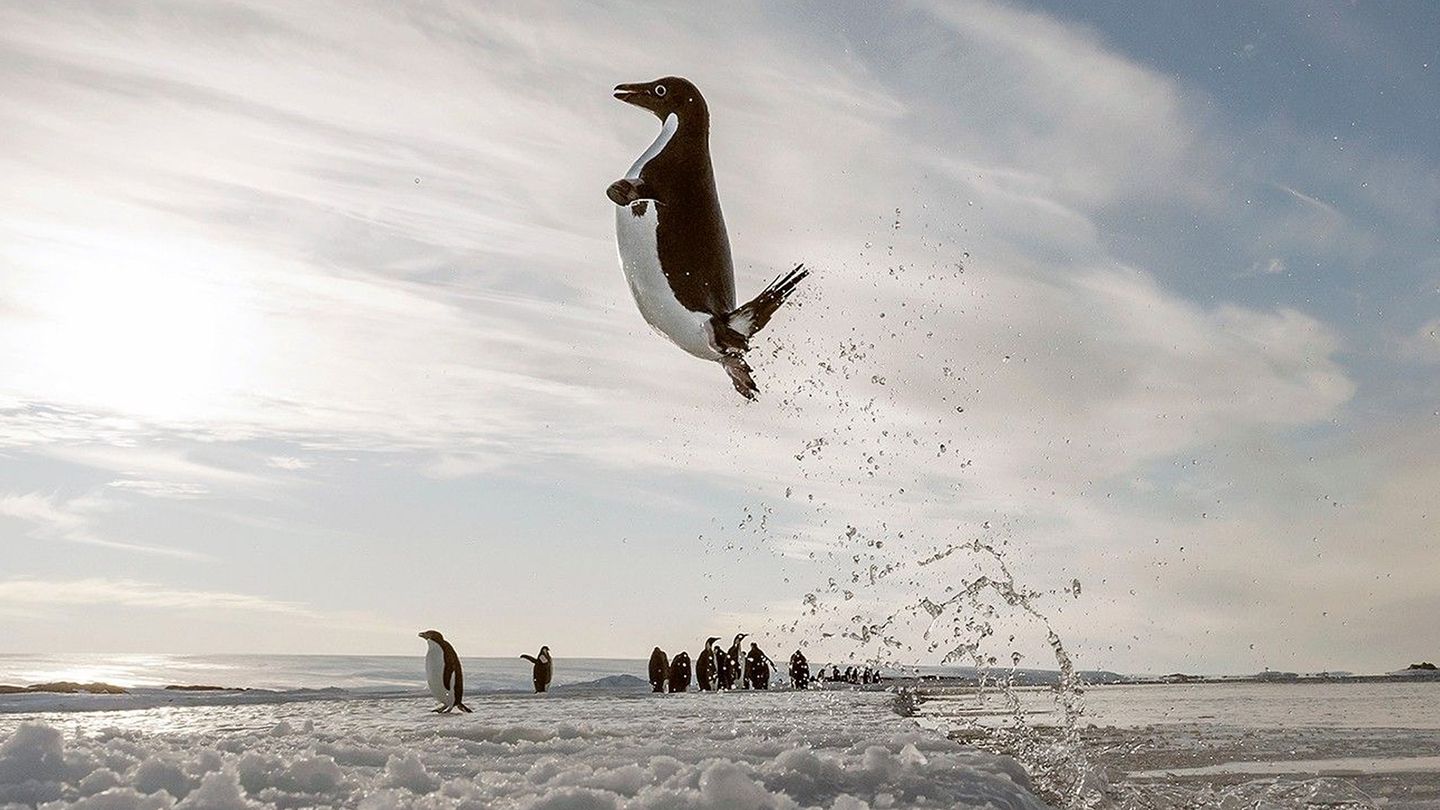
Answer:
[{"xmin": 701, "ymin": 208, "xmax": 1102, "ymax": 807}]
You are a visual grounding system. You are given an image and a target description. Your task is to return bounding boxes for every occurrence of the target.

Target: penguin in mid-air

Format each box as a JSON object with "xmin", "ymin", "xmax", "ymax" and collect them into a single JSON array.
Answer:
[
  {"xmin": 609, "ymin": 76, "xmax": 809, "ymax": 400},
  {"xmin": 418, "ymin": 630, "xmax": 472, "ymax": 713}
]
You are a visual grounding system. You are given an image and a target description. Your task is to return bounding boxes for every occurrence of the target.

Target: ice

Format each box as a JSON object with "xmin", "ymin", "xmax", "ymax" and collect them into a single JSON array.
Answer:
[{"xmin": 0, "ymin": 690, "xmax": 1050, "ymax": 809}]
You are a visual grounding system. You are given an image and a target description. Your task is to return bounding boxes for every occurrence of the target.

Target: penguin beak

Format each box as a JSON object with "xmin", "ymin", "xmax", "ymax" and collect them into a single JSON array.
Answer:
[{"xmin": 613, "ymin": 83, "xmax": 649, "ymax": 108}]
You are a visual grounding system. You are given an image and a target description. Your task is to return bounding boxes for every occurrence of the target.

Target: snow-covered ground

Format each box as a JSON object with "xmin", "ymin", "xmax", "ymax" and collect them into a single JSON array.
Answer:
[{"xmin": 0, "ymin": 689, "xmax": 1050, "ymax": 809}]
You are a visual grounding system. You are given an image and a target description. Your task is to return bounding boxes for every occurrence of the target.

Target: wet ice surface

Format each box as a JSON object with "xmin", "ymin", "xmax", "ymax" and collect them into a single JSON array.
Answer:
[
  {"xmin": 0, "ymin": 689, "xmax": 1051, "ymax": 809},
  {"xmin": 917, "ymin": 681, "xmax": 1440, "ymax": 809}
]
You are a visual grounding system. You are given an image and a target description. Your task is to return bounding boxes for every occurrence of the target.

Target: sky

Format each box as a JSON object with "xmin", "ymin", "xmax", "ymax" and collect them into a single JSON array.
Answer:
[{"xmin": 1, "ymin": 0, "xmax": 1437, "ymax": 676}]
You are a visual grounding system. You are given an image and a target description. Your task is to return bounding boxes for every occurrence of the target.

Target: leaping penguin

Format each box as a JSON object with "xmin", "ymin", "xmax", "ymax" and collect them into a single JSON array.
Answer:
[
  {"xmin": 609, "ymin": 76, "xmax": 808, "ymax": 400},
  {"xmin": 418, "ymin": 630, "xmax": 472, "ymax": 713}
]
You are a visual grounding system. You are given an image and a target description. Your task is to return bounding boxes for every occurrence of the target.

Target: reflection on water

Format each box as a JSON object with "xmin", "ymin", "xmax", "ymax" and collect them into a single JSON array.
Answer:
[{"xmin": 0, "ymin": 653, "xmax": 645, "ymax": 693}]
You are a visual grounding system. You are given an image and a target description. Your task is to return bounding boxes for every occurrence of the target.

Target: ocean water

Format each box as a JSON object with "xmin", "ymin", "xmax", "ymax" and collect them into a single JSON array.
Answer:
[
  {"xmin": 0, "ymin": 652, "xmax": 645, "ymax": 696},
  {"xmin": 916, "ymin": 680, "xmax": 1440, "ymax": 808}
]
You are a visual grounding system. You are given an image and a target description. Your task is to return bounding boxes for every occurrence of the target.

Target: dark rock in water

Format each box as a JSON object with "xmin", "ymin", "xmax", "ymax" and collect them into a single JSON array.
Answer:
[
  {"xmin": 0, "ymin": 682, "xmax": 129, "ymax": 694},
  {"xmin": 165, "ymin": 684, "xmax": 247, "ymax": 692},
  {"xmin": 1407, "ymin": 662, "xmax": 1437, "ymax": 670}
]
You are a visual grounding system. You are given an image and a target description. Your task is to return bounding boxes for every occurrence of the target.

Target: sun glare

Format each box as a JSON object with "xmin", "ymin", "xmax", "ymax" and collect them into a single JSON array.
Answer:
[{"xmin": 6, "ymin": 225, "xmax": 262, "ymax": 423}]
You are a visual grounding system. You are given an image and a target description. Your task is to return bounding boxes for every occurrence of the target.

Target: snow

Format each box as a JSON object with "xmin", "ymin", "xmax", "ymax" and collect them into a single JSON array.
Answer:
[{"xmin": 0, "ymin": 690, "xmax": 1049, "ymax": 809}]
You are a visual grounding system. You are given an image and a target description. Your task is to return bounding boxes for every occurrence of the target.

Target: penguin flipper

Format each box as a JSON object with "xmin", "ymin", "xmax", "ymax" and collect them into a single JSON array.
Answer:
[{"xmin": 607, "ymin": 178, "xmax": 653, "ymax": 206}]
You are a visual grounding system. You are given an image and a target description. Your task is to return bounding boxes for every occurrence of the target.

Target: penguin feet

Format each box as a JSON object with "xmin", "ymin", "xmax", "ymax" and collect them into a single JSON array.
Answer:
[
  {"xmin": 433, "ymin": 705, "xmax": 452, "ymax": 714},
  {"xmin": 720, "ymin": 355, "xmax": 758, "ymax": 401}
]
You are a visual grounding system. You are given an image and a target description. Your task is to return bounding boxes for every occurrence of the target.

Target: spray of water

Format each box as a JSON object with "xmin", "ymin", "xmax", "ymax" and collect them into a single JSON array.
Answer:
[{"xmin": 694, "ymin": 209, "xmax": 1105, "ymax": 807}]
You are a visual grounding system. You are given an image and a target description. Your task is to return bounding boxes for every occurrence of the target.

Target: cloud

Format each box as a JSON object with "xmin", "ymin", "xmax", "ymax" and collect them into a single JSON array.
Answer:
[
  {"xmin": 0, "ymin": 577, "xmax": 315, "ymax": 616},
  {"xmin": 1399, "ymin": 318, "xmax": 1440, "ymax": 364},
  {"xmin": 105, "ymin": 479, "xmax": 210, "ymax": 499},
  {"xmin": 0, "ymin": 0, "xmax": 1426, "ymax": 669},
  {"xmin": 0, "ymin": 492, "xmax": 204, "ymax": 559}
]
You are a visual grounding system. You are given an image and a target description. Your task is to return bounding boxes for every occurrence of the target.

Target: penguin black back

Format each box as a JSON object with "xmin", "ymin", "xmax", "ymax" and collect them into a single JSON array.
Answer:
[
  {"xmin": 611, "ymin": 76, "xmax": 735, "ymax": 317},
  {"xmin": 648, "ymin": 647, "xmax": 669, "ymax": 693}
]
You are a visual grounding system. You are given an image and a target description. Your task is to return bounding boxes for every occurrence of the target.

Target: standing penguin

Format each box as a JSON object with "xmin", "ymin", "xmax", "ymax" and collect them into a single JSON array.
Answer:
[
  {"xmin": 418, "ymin": 630, "xmax": 472, "ymax": 713},
  {"xmin": 609, "ymin": 76, "xmax": 809, "ymax": 400},
  {"xmin": 648, "ymin": 647, "xmax": 670, "ymax": 693},
  {"xmin": 789, "ymin": 650, "xmax": 810, "ymax": 690},
  {"xmin": 520, "ymin": 646, "xmax": 552, "ymax": 693},
  {"xmin": 726, "ymin": 633, "xmax": 747, "ymax": 690},
  {"xmin": 716, "ymin": 645, "xmax": 734, "ymax": 690},
  {"xmin": 697, "ymin": 637, "xmax": 720, "ymax": 691},
  {"xmin": 669, "ymin": 651, "xmax": 692, "ymax": 692},
  {"xmin": 746, "ymin": 642, "xmax": 774, "ymax": 690}
]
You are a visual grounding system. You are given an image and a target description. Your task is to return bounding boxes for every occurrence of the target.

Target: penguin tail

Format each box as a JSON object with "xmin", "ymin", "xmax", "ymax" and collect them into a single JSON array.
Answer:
[
  {"xmin": 712, "ymin": 264, "xmax": 808, "ymax": 400},
  {"xmin": 726, "ymin": 264, "xmax": 809, "ymax": 341}
]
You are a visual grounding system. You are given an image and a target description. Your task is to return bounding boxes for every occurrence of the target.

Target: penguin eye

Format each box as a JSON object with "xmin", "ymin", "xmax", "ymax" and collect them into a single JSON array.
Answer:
[{"xmin": 654, "ymin": 84, "xmax": 667, "ymax": 97}]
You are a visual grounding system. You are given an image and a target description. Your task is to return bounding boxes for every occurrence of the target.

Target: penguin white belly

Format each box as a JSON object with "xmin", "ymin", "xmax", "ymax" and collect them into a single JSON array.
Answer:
[
  {"xmin": 616, "ymin": 200, "xmax": 721, "ymax": 361},
  {"xmin": 424, "ymin": 643, "xmax": 451, "ymax": 705}
]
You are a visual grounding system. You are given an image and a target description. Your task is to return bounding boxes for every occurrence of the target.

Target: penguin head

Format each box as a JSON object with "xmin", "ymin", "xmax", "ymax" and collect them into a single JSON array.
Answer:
[
  {"xmin": 614, "ymin": 77, "xmax": 707, "ymax": 125},
  {"xmin": 418, "ymin": 629, "xmax": 444, "ymax": 642},
  {"xmin": 706, "ymin": 636, "xmax": 720, "ymax": 646}
]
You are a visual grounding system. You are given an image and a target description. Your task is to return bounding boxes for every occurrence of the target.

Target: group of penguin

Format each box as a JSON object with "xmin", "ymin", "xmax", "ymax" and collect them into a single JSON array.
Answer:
[
  {"xmin": 421, "ymin": 628, "xmax": 884, "ymax": 713},
  {"xmin": 648, "ymin": 634, "xmax": 808, "ymax": 693}
]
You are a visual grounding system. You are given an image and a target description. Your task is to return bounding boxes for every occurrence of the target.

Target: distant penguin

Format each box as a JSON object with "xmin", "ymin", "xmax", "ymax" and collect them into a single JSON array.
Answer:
[
  {"xmin": 648, "ymin": 647, "xmax": 670, "ymax": 693},
  {"xmin": 669, "ymin": 651, "xmax": 692, "ymax": 692},
  {"xmin": 716, "ymin": 646, "xmax": 733, "ymax": 690},
  {"xmin": 697, "ymin": 637, "xmax": 720, "ymax": 691},
  {"xmin": 418, "ymin": 630, "xmax": 472, "ymax": 713},
  {"xmin": 789, "ymin": 650, "xmax": 810, "ymax": 690},
  {"xmin": 727, "ymin": 633, "xmax": 747, "ymax": 690},
  {"xmin": 520, "ymin": 646, "xmax": 552, "ymax": 693},
  {"xmin": 746, "ymin": 642, "xmax": 772, "ymax": 690},
  {"xmin": 609, "ymin": 76, "xmax": 809, "ymax": 400}
]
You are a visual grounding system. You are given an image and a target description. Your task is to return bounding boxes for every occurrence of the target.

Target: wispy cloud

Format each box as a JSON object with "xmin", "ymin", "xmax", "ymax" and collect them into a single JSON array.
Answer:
[
  {"xmin": 0, "ymin": 492, "xmax": 204, "ymax": 559},
  {"xmin": 0, "ymin": 0, "xmax": 1433, "ymax": 667},
  {"xmin": 0, "ymin": 577, "xmax": 315, "ymax": 616},
  {"xmin": 105, "ymin": 479, "xmax": 210, "ymax": 499}
]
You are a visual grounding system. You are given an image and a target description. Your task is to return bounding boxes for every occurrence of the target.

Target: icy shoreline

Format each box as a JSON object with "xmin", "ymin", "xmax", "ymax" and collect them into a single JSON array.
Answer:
[{"xmin": 0, "ymin": 689, "xmax": 1051, "ymax": 809}]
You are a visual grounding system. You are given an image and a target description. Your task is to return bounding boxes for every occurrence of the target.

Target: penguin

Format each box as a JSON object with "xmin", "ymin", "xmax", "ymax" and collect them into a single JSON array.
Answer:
[
  {"xmin": 789, "ymin": 650, "xmax": 810, "ymax": 690},
  {"xmin": 746, "ymin": 642, "xmax": 774, "ymax": 690},
  {"xmin": 669, "ymin": 651, "xmax": 692, "ymax": 692},
  {"xmin": 697, "ymin": 637, "xmax": 720, "ymax": 691},
  {"xmin": 648, "ymin": 647, "xmax": 670, "ymax": 693},
  {"xmin": 520, "ymin": 646, "xmax": 552, "ymax": 693},
  {"xmin": 418, "ymin": 630, "xmax": 472, "ymax": 713},
  {"xmin": 716, "ymin": 646, "xmax": 733, "ymax": 690},
  {"xmin": 727, "ymin": 633, "xmax": 747, "ymax": 690},
  {"xmin": 609, "ymin": 76, "xmax": 809, "ymax": 400}
]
